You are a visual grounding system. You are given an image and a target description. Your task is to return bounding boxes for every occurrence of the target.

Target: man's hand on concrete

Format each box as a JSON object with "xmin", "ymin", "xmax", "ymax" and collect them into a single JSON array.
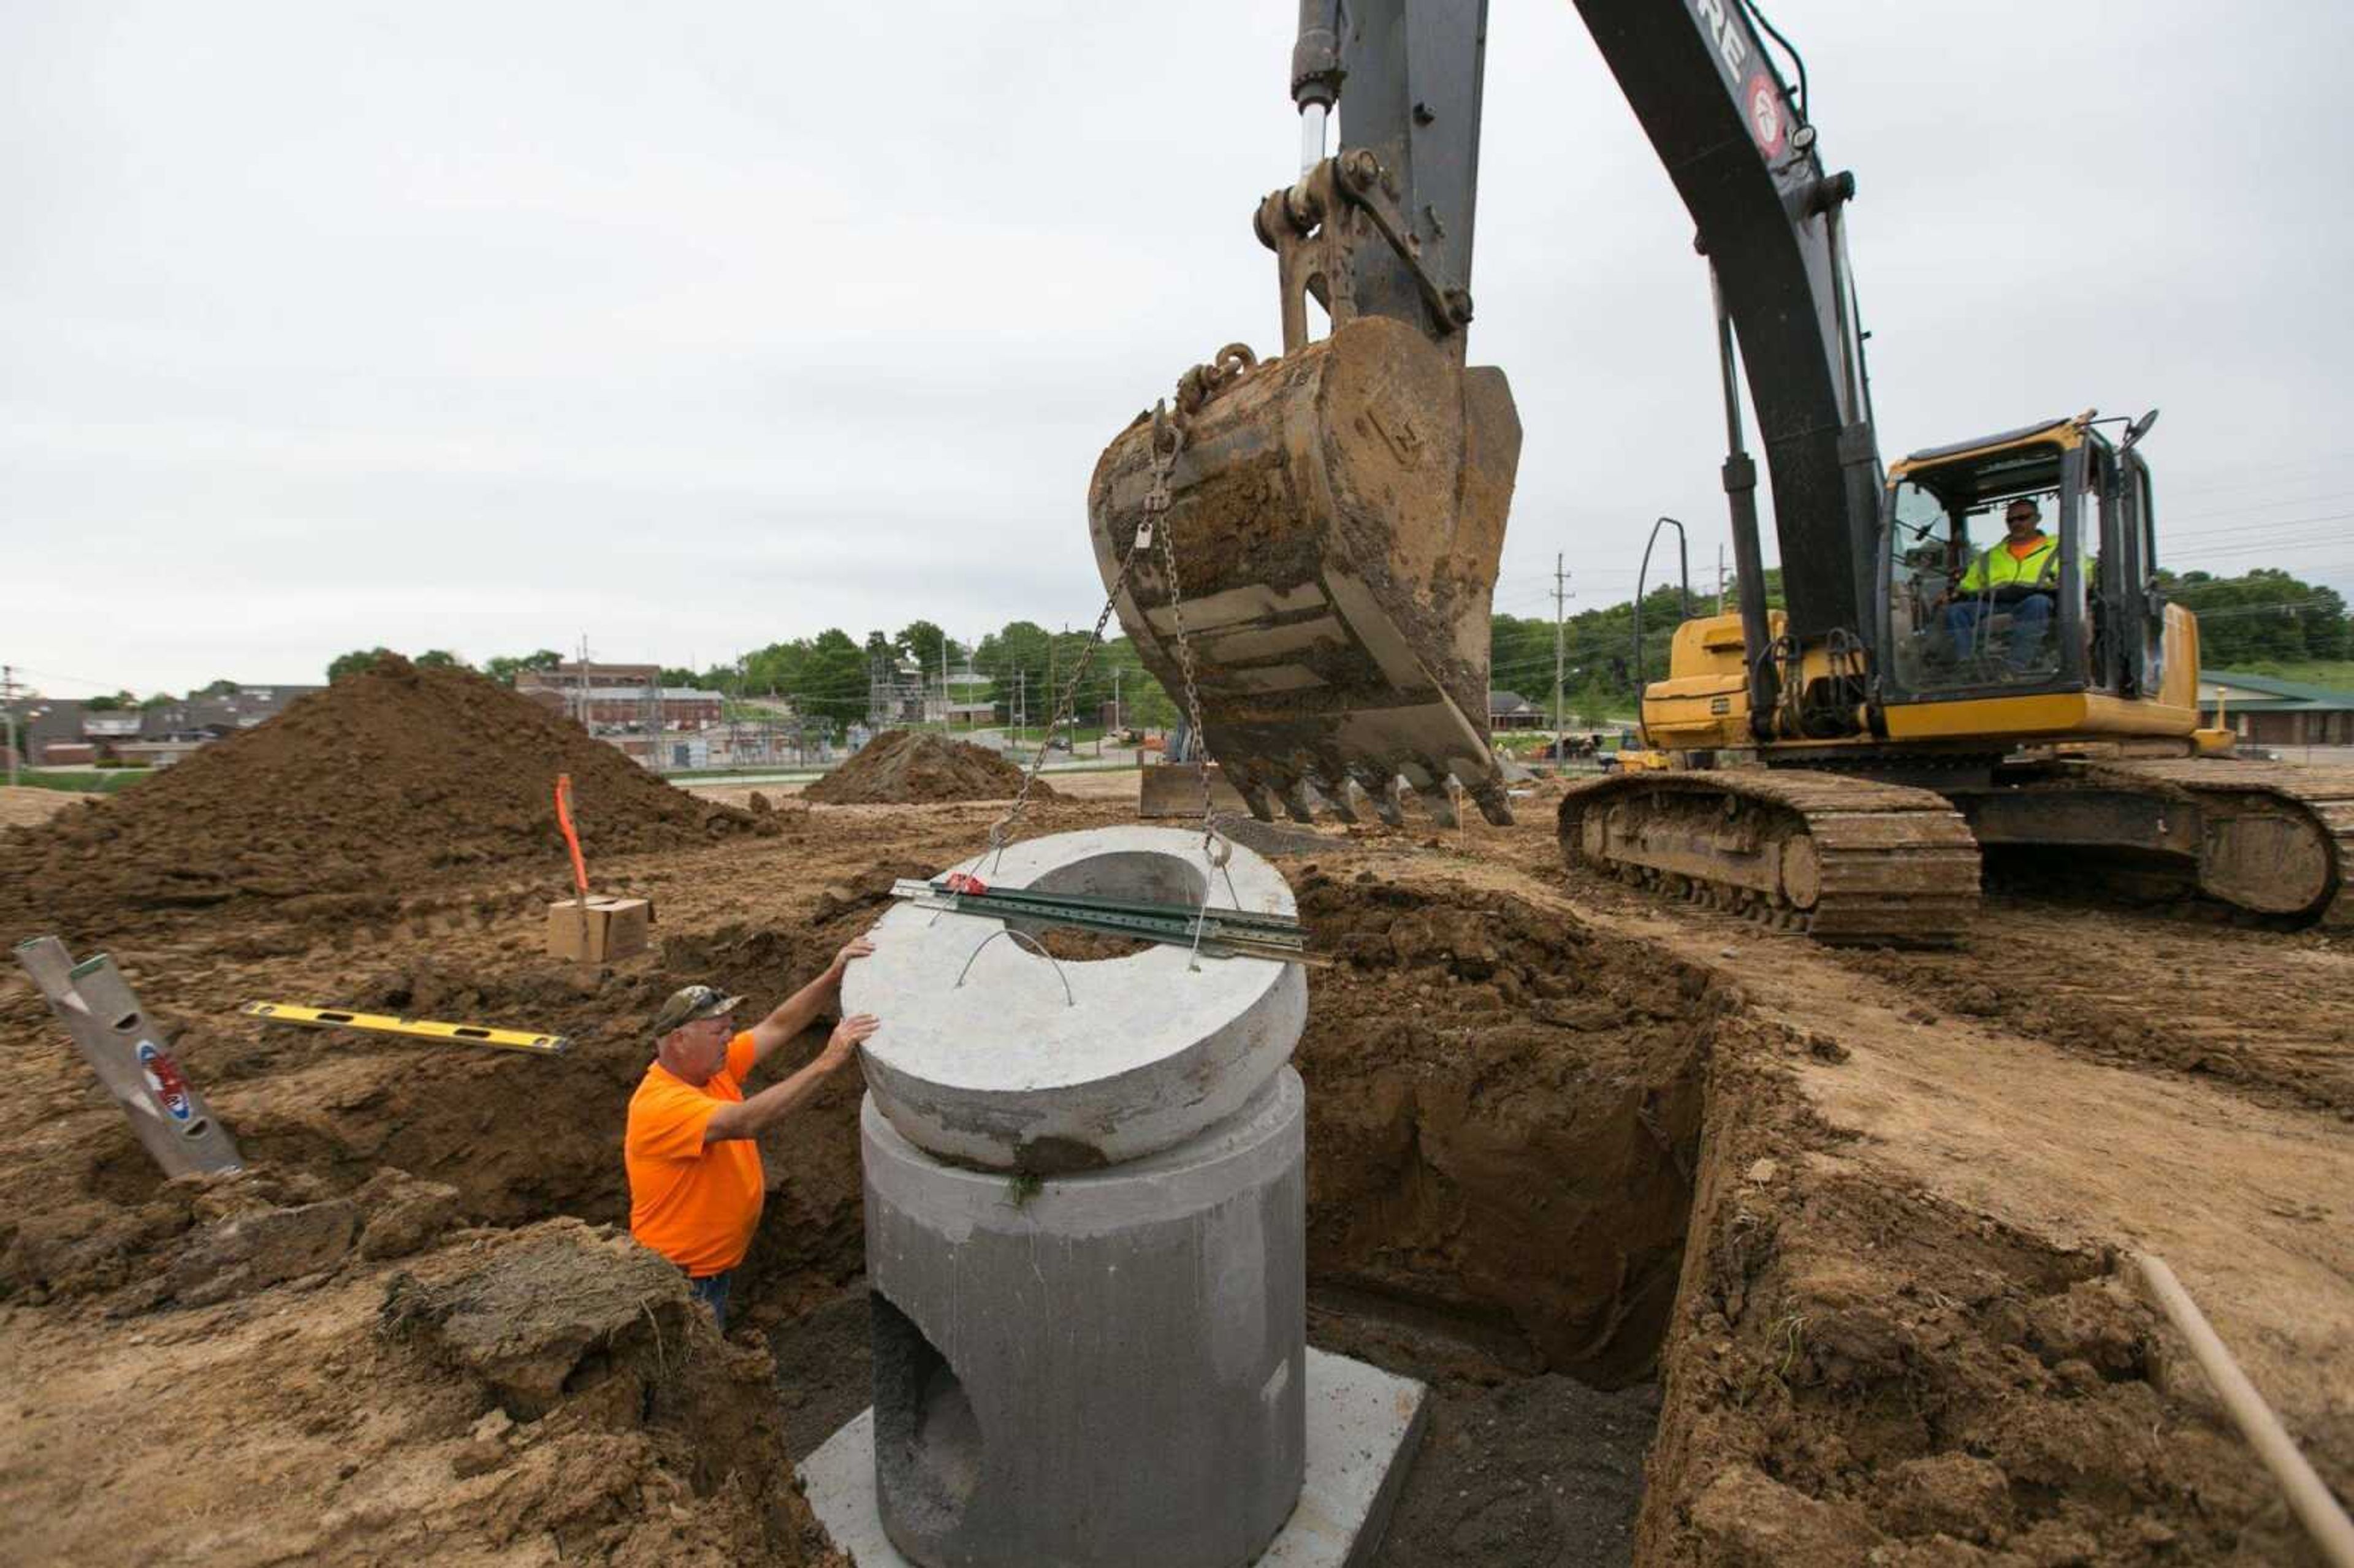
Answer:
[
  {"xmin": 827, "ymin": 937, "xmax": 875, "ymax": 984},
  {"xmin": 821, "ymin": 1013, "xmax": 880, "ymax": 1070}
]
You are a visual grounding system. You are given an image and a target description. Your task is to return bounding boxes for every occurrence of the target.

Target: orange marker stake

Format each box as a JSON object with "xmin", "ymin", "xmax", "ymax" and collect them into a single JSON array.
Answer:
[{"xmin": 555, "ymin": 774, "xmax": 592, "ymax": 959}]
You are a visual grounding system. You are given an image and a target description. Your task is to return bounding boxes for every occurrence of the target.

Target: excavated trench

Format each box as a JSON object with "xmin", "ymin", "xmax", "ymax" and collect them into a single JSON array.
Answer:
[{"xmin": 744, "ymin": 862, "xmax": 1729, "ymax": 1567}]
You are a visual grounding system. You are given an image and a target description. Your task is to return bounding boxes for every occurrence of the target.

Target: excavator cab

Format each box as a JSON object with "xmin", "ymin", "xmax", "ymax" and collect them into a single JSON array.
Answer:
[{"xmin": 1877, "ymin": 413, "xmax": 2168, "ymax": 707}]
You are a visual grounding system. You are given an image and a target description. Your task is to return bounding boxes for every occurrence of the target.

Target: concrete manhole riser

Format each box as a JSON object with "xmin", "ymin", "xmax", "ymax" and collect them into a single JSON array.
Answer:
[
  {"xmin": 863, "ymin": 1071, "xmax": 1309, "ymax": 1568},
  {"xmin": 845, "ymin": 826, "xmax": 1309, "ymax": 1172}
]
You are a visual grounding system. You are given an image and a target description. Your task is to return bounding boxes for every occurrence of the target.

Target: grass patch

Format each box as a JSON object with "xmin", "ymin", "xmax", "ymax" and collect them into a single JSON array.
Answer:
[
  {"xmin": 9, "ymin": 770, "xmax": 152, "ymax": 795},
  {"xmin": 2226, "ymin": 660, "xmax": 2354, "ymax": 691}
]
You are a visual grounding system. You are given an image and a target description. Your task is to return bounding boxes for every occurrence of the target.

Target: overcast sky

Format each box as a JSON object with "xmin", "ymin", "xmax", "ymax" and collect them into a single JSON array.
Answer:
[{"xmin": 7, "ymin": 1, "xmax": 2352, "ymax": 697}]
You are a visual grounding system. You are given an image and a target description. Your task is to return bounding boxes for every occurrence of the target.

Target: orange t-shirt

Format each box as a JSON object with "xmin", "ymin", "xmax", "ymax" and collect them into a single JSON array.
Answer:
[{"xmin": 625, "ymin": 1032, "xmax": 765, "ymax": 1277}]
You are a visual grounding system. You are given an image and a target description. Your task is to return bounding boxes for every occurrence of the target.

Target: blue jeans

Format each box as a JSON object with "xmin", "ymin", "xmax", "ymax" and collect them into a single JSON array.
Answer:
[
  {"xmin": 1946, "ymin": 593, "xmax": 2053, "ymax": 670},
  {"xmin": 686, "ymin": 1269, "xmax": 733, "ymax": 1332}
]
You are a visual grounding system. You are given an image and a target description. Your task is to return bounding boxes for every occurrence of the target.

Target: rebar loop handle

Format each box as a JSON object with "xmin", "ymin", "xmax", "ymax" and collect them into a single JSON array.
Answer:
[{"xmin": 953, "ymin": 927, "xmax": 1075, "ymax": 1008}]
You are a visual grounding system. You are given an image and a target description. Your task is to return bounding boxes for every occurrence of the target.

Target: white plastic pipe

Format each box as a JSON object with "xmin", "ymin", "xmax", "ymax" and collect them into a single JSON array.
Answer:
[{"xmin": 2132, "ymin": 1253, "xmax": 2354, "ymax": 1568}]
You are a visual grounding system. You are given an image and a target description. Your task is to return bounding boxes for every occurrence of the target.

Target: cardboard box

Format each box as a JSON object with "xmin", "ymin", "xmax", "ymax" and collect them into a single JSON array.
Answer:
[{"xmin": 546, "ymin": 896, "xmax": 651, "ymax": 962}]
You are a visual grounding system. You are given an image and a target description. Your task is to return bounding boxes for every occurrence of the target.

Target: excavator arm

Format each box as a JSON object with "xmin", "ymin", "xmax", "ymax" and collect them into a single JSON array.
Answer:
[{"xmin": 1087, "ymin": 0, "xmax": 1883, "ymax": 827}]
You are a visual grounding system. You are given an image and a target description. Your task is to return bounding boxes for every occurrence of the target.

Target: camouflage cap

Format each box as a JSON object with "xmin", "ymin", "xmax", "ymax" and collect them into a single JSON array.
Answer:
[{"xmin": 653, "ymin": 984, "xmax": 744, "ymax": 1036}]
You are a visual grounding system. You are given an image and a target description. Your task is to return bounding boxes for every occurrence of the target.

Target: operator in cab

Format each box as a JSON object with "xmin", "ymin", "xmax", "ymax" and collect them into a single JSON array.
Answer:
[{"xmin": 1943, "ymin": 497, "xmax": 2065, "ymax": 671}]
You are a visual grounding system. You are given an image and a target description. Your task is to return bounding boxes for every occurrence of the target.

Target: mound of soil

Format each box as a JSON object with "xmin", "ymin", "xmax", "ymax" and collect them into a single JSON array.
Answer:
[
  {"xmin": 0, "ymin": 654, "xmax": 772, "ymax": 942},
  {"xmin": 803, "ymin": 729, "xmax": 1051, "ymax": 805}
]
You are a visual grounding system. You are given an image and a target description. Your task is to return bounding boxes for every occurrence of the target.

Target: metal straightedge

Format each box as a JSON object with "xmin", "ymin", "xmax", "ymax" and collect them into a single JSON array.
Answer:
[
  {"xmin": 888, "ymin": 878, "xmax": 1324, "ymax": 967},
  {"xmin": 14, "ymin": 936, "xmax": 244, "ymax": 1178},
  {"xmin": 242, "ymin": 1002, "xmax": 571, "ymax": 1056}
]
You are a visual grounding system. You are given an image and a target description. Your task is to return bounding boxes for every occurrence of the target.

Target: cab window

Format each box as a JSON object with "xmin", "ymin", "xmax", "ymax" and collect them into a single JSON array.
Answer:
[{"xmin": 1884, "ymin": 444, "xmax": 2079, "ymax": 693}]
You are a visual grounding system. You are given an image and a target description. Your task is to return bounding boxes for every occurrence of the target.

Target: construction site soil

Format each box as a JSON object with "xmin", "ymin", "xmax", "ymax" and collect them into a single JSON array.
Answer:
[
  {"xmin": 799, "ymin": 728, "xmax": 1050, "ymax": 805},
  {"xmin": 0, "ymin": 653, "xmax": 772, "ymax": 947},
  {"xmin": 1, "ymin": 774, "xmax": 2348, "ymax": 1565}
]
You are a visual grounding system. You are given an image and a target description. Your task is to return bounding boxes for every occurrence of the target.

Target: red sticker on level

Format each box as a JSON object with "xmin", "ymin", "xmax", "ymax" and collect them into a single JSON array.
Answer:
[{"xmin": 137, "ymin": 1041, "xmax": 194, "ymax": 1122}]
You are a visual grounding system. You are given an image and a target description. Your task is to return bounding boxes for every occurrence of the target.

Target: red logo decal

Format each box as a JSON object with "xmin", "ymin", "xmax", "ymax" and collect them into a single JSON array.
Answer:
[
  {"xmin": 1745, "ymin": 71, "xmax": 1786, "ymax": 157},
  {"xmin": 137, "ymin": 1041, "xmax": 194, "ymax": 1122}
]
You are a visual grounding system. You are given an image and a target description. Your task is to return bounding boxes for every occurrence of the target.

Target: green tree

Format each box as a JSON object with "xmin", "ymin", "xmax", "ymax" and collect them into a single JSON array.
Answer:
[
  {"xmin": 188, "ymin": 677, "xmax": 241, "ymax": 698},
  {"xmin": 83, "ymin": 690, "xmax": 139, "ymax": 712},
  {"xmin": 414, "ymin": 649, "xmax": 468, "ymax": 670},
  {"xmin": 485, "ymin": 649, "xmax": 563, "ymax": 686},
  {"xmin": 326, "ymin": 648, "xmax": 397, "ymax": 682},
  {"xmin": 736, "ymin": 630, "xmax": 869, "ymax": 730},
  {"xmin": 972, "ymin": 621, "xmax": 1055, "ymax": 723},
  {"xmin": 896, "ymin": 620, "xmax": 961, "ymax": 675},
  {"xmin": 799, "ymin": 630, "xmax": 870, "ymax": 728},
  {"xmin": 2162, "ymin": 568, "xmax": 2350, "ymax": 666},
  {"xmin": 658, "ymin": 666, "xmax": 702, "ymax": 688}
]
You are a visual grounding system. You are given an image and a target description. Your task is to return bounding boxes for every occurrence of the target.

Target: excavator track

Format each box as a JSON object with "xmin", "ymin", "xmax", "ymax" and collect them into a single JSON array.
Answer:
[
  {"xmin": 2084, "ymin": 758, "xmax": 2354, "ymax": 928},
  {"xmin": 1558, "ymin": 771, "xmax": 1981, "ymax": 946}
]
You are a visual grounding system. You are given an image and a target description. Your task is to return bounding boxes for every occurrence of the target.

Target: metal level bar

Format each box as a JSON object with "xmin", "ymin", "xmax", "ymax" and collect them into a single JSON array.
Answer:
[
  {"xmin": 889, "ymin": 881, "xmax": 1322, "ymax": 967},
  {"xmin": 17, "ymin": 936, "xmax": 245, "ymax": 1178},
  {"xmin": 242, "ymin": 1002, "xmax": 571, "ymax": 1056},
  {"xmin": 895, "ymin": 879, "xmax": 1308, "ymax": 937},
  {"xmin": 893, "ymin": 880, "xmax": 1307, "ymax": 940}
]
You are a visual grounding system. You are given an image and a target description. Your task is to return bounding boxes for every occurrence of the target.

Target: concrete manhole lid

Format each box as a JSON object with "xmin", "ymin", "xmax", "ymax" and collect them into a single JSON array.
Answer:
[{"xmin": 843, "ymin": 826, "xmax": 1308, "ymax": 1171}]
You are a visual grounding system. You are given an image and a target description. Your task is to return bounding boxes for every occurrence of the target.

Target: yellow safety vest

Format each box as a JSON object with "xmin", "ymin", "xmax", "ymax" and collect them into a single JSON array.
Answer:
[{"xmin": 1959, "ymin": 533, "xmax": 2069, "ymax": 593}]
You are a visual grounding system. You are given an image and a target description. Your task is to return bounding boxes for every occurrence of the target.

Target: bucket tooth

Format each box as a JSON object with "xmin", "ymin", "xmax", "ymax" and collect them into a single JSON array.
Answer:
[
  {"xmin": 1320, "ymin": 776, "xmax": 1360, "ymax": 824},
  {"xmin": 1226, "ymin": 767, "xmax": 1278, "ymax": 823},
  {"xmin": 1278, "ymin": 778, "xmax": 1320, "ymax": 824},
  {"xmin": 1466, "ymin": 775, "xmax": 1515, "ymax": 828},
  {"xmin": 1418, "ymin": 784, "xmax": 1461, "ymax": 829}
]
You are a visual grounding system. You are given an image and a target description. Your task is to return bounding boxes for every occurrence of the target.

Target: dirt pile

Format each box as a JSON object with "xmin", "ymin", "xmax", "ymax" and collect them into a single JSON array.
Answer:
[
  {"xmin": 803, "ymin": 728, "xmax": 1050, "ymax": 805},
  {"xmin": 0, "ymin": 653, "xmax": 772, "ymax": 942}
]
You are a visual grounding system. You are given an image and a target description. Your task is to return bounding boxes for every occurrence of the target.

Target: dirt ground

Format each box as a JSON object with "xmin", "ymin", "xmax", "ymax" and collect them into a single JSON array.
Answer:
[
  {"xmin": 0, "ymin": 785, "xmax": 93, "ymax": 828},
  {"xmin": 1, "ymin": 767, "xmax": 2348, "ymax": 1565}
]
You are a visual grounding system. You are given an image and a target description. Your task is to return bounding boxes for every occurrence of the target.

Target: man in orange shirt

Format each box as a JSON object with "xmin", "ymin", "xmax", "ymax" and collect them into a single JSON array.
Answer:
[{"xmin": 626, "ymin": 937, "xmax": 879, "ymax": 1330}]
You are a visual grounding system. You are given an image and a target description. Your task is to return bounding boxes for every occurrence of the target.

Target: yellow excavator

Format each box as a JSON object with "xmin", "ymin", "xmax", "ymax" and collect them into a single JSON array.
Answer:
[{"xmin": 1089, "ymin": 0, "xmax": 2353, "ymax": 944}]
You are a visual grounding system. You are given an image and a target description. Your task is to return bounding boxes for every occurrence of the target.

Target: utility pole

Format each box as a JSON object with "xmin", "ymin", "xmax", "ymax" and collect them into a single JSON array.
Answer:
[
  {"xmin": 1552, "ymin": 554, "xmax": 1571, "ymax": 763},
  {"xmin": 1716, "ymin": 544, "xmax": 1727, "ymax": 615},
  {"xmin": 575, "ymin": 635, "xmax": 592, "ymax": 733},
  {"xmin": 2, "ymin": 665, "xmax": 20, "ymax": 788}
]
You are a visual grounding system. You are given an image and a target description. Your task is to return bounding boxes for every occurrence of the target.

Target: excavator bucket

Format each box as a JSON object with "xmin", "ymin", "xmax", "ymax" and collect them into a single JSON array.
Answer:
[{"xmin": 1087, "ymin": 316, "xmax": 1522, "ymax": 826}]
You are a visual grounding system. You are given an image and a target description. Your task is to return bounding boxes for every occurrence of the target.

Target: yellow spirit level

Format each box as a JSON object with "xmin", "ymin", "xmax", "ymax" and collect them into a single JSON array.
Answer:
[{"xmin": 242, "ymin": 1002, "xmax": 571, "ymax": 1056}]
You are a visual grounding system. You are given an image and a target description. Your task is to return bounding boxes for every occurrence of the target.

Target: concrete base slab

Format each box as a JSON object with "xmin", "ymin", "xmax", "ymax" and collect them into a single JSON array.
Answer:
[{"xmin": 799, "ymin": 1347, "xmax": 1428, "ymax": 1568}]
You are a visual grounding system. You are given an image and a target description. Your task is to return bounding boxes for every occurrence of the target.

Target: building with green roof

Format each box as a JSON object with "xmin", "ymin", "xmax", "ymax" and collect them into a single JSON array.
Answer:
[{"xmin": 2197, "ymin": 671, "xmax": 2354, "ymax": 748}]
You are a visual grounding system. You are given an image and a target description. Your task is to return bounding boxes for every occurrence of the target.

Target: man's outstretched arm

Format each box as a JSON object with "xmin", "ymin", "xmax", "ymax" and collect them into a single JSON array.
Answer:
[
  {"xmin": 706, "ymin": 1013, "xmax": 878, "ymax": 1143},
  {"xmin": 748, "ymin": 937, "xmax": 874, "ymax": 1067}
]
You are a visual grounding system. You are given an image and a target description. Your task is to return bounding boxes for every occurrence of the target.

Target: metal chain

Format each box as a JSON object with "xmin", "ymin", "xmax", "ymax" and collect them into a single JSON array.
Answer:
[{"xmin": 1148, "ymin": 401, "xmax": 1222, "ymax": 852}]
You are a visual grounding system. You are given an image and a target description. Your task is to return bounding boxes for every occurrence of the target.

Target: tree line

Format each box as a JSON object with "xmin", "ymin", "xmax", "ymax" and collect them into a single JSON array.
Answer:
[{"xmin": 283, "ymin": 562, "xmax": 2348, "ymax": 737}]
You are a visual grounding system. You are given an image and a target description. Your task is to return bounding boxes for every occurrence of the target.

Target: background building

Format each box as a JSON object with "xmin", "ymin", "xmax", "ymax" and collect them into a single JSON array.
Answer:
[{"xmin": 2199, "ymin": 671, "xmax": 2354, "ymax": 749}]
